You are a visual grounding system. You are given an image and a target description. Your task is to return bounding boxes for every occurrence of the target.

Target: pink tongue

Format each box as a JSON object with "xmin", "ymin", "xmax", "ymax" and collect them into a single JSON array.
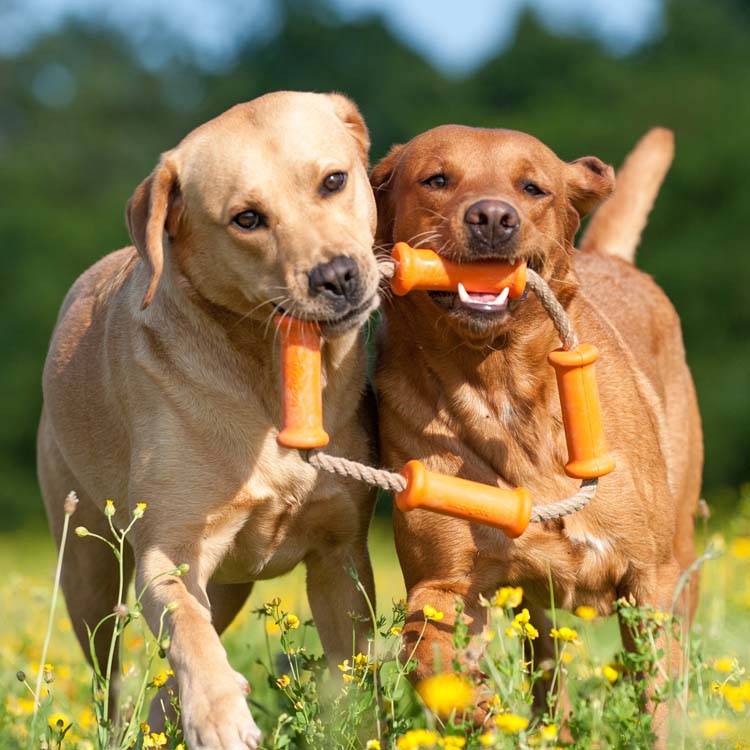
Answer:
[{"xmin": 467, "ymin": 292, "xmax": 497, "ymax": 302}]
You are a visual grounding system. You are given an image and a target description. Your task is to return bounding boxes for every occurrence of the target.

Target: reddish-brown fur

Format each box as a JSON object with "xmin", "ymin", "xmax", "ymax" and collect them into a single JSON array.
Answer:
[{"xmin": 372, "ymin": 126, "xmax": 702, "ymax": 741}]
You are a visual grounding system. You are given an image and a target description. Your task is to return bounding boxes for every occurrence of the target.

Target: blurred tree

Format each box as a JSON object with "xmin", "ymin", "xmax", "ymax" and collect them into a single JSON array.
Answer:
[{"xmin": 0, "ymin": 0, "xmax": 747, "ymax": 528}]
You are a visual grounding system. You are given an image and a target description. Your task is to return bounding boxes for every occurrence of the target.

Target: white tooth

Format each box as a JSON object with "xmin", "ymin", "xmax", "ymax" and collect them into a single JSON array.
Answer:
[
  {"xmin": 457, "ymin": 282, "xmax": 470, "ymax": 303},
  {"xmin": 495, "ymin": 287, "xmax": 510, "ymax": 305}
]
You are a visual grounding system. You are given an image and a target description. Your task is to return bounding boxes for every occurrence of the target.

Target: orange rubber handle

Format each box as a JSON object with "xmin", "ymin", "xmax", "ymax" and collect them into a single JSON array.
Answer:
[
  {"xmin": 395, "ymin": 460, "xmax": 532, "ymax": 538},
  {"xmin": 276, "ymin": 316, "xmax": 330, "ymax": 449},
  {"xmin": 548, "ymin": 344, "xmax": 615, "ymax": 479},
  {"xmin": 390, "ymin": 242, "xmax": 526, "ymax": 298}
]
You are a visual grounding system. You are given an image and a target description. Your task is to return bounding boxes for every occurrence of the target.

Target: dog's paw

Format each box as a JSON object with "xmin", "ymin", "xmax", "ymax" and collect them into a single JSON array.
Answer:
[{"xmin": 181, "ymin": 683, "xmax": 261, "ymax": 750}]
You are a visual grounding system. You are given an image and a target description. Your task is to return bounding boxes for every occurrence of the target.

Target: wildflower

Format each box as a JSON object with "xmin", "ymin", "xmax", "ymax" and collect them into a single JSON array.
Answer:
[
  {"xmin": 104, "ymin": 499, "xmax": 115, "ymax": 517},
  {"xmin": 575, "ymin": 605, "xmax": 597, "ymax": 621},
  {"xmin": 276, "ymin": 674, "xmax": 291, "ymax": 688},
  {"xmin": 731, "ymin": 537, "xmax": 750, "ymax": 559},
  {"xmin": 603, "ymin": 664, "xmax": 619, "ymax": 683},
  {"xmin": 494, "ymin": 713, "xmax": 529, "ymax": 734},
  {"xmin": 416, "ymin": 673, "xmax": 474, "ymax": 717},
  {"xmin": 396, "ymin": 728, "xmax": 440, "ymax": 750},
  {"xmin": 366, "ymin": 741, "xmax": 381, "ymax": 750},
  {"xmin": 353, "ymin": 652, "xmax": 369, "ymax": 670},
  {"xmin": 77, "ymin": 707, "xmax": 96, "ymax": 730},
  {"xmin": 140, "ymin": 722, "xmax": 151, "ymax": 734},
  {"xmin": 284, "ymin": 613, "xmax": 300, "ymax": 630},
  {"xmin": 713, "ymin": 657, "xmax": 737, "ymax": 673},
  {"xmin": 390, "ymin": 626, "xmax": 403, "ymax": 636},
  {"xmin": 550, "ymin": 626, "xmax": 580, "ymax": 644},
  {"xmin": 479, "ymin": 732, "xmax": 497, "ymax": 747},
  {"xmin": 143, "ymin": 732, "xmax": 168, "ymax": 748},
  {"xmin": 505, "ymin": 608, "xmax": 538, "ymax": 639},
  {"xmin": 699, "ymin": 718, "xmax": 733, "ymax": 740},
  {"xmin": 494, "ymin": 586, "xmax": 523, "ymax": 609},
  {"xmin": 43, "ymin": 663, "xmax": 55, "ymax": 682},
  {"xmin": 539, "ymin": 724, "xmax": 558, "ymax": 740},
  {"xmin": 133, "ymin": 502, "xmax": 148, "ymax": 519},
  {"xmin": 64, "ymin": 491, "xmax": 79, "ymax": 516},
  {"xmin": 75, "ymin": 526, "xmax": 89, "ymax": 537},
  {"xmin": 338, "ymin": 659, "xmax": 350, "ymax": 672},
  {"xmin": 113, "ymin": 603, "xmax": 129, "ymax": 620},
  {"xmin": 151, "ymin": 669, "xmax": 171, "ymax": 688},
  {"xmin": 443, "ymin": 737, "xmax": 466, "ymax": 748},
  {"xmin": 48, "ymin": 711, "xmax": 70, "ymax": 730},
  {"xmin": 423, "ymin": 604, "xmax": 444, "ymax": 621}
]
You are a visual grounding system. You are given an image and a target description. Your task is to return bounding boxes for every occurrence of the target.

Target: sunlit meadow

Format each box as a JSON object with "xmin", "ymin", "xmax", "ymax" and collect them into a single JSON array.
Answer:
[{"xmin": 1, "ymin": 486, "xmax": 749, "ymax": 750}]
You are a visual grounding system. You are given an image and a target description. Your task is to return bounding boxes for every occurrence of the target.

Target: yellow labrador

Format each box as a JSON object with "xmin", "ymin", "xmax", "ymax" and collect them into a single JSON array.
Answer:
[{"xmin": 38, "ymin": 91, "xmax": 380, "ymax": 749}]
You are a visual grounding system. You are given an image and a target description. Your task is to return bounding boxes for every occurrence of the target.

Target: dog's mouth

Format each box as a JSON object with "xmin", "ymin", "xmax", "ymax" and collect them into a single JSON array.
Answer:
[
  {"xmin": 276, "ymin": 293, "xmax": 379, "ymax": 338},
  {"xmin": 428, "ymin": 253, "xmax": 541, "ymax": 320}
]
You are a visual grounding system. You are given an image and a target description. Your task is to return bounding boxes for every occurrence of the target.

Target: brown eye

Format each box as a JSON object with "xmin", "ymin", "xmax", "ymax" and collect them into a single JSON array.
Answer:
[
  {"xmin": 523, "ymin": 181, "xmax": 546, "ymax": 197},
  {"xmin": 421, "ymin": 173, "xmax": 447, "ymax": 189},
  {"xmin": 232, "ymin": 210, "xmax": 264, "ymax": 230},
  {"xmin": 322, "ymin": 171, "xmax": 347, "ymax": 193}
]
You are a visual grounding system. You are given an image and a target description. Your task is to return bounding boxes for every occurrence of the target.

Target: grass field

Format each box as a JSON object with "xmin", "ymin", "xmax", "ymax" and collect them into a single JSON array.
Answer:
[{"xmin": 1, "ymin": 490, "xmax": 749, "ymax": 750}]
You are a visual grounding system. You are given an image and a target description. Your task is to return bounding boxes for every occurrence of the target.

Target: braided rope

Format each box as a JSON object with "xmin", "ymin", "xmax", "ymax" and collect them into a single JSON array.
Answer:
[
  {"xmin": 302, "ymin": 264, "xmax": 598, "ymax": 524},
  {"xmin": 306, "ymin": 450, "xmax": 406, "ymax": 493},
  {"xmin": 525, "ymin": 268, "xmax": 579, "ymax": 351}
]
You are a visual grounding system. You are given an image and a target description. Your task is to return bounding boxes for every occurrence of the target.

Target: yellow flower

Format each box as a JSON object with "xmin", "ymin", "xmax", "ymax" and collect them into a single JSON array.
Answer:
[
  {"xmin": 366, "ymin": 741, "xmax": 381, "ymax": 750},
  {"xmin": 78, "ymin": 707, "xmax": 96, "ymax": 730},
  {"xmin": 338, "ymin": 659, "xmax": 350, "ymax": 672},
  {"xmin": 416, "ymin": 673, "xmax": 474, "ymax": 717},
  {"xmin": 143, "ymin": 732, "xmax": 168, "ymax": 748},
  {"xmin": 479, "ymin": 732, "xmax": 497, "ymax": 747},
  {"xmin": 442, "ymin": 737, "xmax": 466, "ymax": 748},
  {"xmin": 47, "ymin": 711, "xmax": 70, "ymax": 730},
  {"xmin": 494, "ymin": 586, "xmax": 523, "ymax": 608},
  {"xmin": 150, "ymin": 669, "xmax": 170, "ymax": 688},
  {"xmin": 390, "ymin": 626, "xmax": 403, "ymax": 636},
  {"xmin": 539, "ymin": 724, "xmax": 558, "ymax": 740},
  {"xmin": 603, "ymin": 664, "xmax": 619, "ymax": 683},
  {"xmin": 133, "ymin": 502, "xmax": 148, "ymax": 519},
  {"xmin": 423, "ymin": 605, "xmax": 444, "ymax": 621},
  {"xmin": 575, "ymin": 605, "xmax": 597, "ymax": 621},
  {"xmin": 396, "ymin": 728, "xmax": 440, "ymax": 750},
  {"xmin": 730, "ymin": 537, "xmax": 750, "ymax": 559},
  {"xmin": 713, "ymin": 657, "xmax": 737, "ymax": 673},
  {"xmin": 105, "ymin": 499, "xmax": 115, "ymax": 517},
  {"xmin": 140, "ymin": 722, "xmax": 151, "ymax": 734},
  {"xmin": 494, "ymin": 713, "xmax": 529, "ymax": 734},
  {"xmin": 284, "ymin": 613, "xmax": 300, "ymax": 630},
  {"xmin": 5, "ymin": 696, "xmax": 35, "ymax": 716},
  {"xmin": 353, "ymin": 652, "xmax": 369, "ymax": 670},
  {"xmin": 699, "ymin": 718, "xmax": 733, "ymax": 740},
  {"xmin": 504, "ymin": 608, "xmax": 537, "ymax": 639},
  {"xmin": 561, "ymin": 650, "xmax": 574, "ymax": 665},
  {"xmin": 276, "ymin": 674, "xmax": 291, "ymax": 688},
  {"xmin": 550, "ymin": 626, "xmax": 580, "ymax": 643}
]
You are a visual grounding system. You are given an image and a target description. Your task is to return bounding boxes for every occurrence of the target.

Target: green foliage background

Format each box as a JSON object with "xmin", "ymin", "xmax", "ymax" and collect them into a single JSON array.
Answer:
[{"xmin": 1, "ymin": 0, "xmax": 748, "ymax": 528}]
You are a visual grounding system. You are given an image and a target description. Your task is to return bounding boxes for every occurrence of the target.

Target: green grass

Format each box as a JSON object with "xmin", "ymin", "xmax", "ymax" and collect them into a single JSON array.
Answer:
[{"xmin": 1, "ymin": 494, "xmax": 750, "ymax": 749}]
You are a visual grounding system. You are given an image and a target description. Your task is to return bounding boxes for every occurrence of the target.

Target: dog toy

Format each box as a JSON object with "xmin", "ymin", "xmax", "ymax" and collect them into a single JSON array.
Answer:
[{"xmin": 274, "ymin": 243, "xmax": 614, "ymax": 537}]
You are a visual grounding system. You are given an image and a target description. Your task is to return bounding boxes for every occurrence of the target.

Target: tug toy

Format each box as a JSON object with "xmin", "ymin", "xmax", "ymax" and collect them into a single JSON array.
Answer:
[{"xmin": 276, "ymin": 243, "xmax": 614, "ymax": 538}]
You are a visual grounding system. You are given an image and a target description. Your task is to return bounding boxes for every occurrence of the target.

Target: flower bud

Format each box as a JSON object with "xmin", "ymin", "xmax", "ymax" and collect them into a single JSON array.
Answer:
[
  {"xmin": 104, "ymin": 499, "xmax": 115, "ymax": 517},
  {"xmin": 75, "ymin": 527, "xmax": 89, "ymax": 537},
  {"xmin": 63, "ymin": 491, "xmax": 79, "ymax": 516}
]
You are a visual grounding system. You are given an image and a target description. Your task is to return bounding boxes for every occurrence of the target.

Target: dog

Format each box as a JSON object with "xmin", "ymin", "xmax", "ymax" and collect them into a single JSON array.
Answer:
[
  {"xmin": 37, "ymin": 91, "xmax": 381, "ymax": 750},
  {"xmin": 371, "ymin": 126, "xmax": 702, "ymax": 740}
]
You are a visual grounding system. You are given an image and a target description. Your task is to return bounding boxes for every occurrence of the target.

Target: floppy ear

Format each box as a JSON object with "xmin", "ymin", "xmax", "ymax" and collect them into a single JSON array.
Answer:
[
  {"xmin": 370, "ymin": 144, "xmax": 405, "ymax": 245},
  {"xmin": 566, "ymin": 156, "xmax": 615, "ymax": 217},
  {"xmin": 327, "ymin": 93, "xmax": 371, "ymax": 168},
  {"xmin": 126, "ymin": 153, "xmax": 182, "ymax": 309}
]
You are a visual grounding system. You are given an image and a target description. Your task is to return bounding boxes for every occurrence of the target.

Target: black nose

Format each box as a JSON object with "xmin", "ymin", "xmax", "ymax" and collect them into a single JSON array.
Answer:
[
  {"xmin": 464, "ymin": 199, "xmax": 520, "ymax": 248},
  {"xmin": 308, "ymin": 255, "xmax": 360, "ymax": 304}
]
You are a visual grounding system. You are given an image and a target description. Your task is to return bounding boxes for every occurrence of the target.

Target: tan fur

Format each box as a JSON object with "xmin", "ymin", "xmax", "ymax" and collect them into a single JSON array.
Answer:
[
  {"xmin": 38, "ymin": 91, "xmax": 380, "ymax": 750},
  {"xmin": 372, "ymin": 126, "xmax": 702, "ymax": 744},
  {"xmin": 580, "ymin": 127, "xmax": 674, "ymax": 263}
]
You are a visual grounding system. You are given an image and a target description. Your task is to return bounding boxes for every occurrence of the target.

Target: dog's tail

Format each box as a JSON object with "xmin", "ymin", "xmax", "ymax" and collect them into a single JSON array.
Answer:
[{"xmin": 579, "ymin": 127, "xmax": 674, "ymax": 264}]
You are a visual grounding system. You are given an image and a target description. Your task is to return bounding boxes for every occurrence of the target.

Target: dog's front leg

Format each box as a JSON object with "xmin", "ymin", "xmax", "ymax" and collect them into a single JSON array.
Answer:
[
  {"xmin": 305, "ymin": 539, "xmax": 375, "ymax": 667},
  {"xmin": 135, "ymin": 541, "xmax": 261, "ymax": 750}
]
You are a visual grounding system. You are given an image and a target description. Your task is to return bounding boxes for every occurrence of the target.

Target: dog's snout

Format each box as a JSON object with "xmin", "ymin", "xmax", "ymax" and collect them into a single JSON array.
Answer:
[
  {"xmin": 464, "ymin": 200, "xmax": 520, "ymax": 248},
  {"xmin": 308, "ymin": 255, "xmax": 360, "ymax": 303}
]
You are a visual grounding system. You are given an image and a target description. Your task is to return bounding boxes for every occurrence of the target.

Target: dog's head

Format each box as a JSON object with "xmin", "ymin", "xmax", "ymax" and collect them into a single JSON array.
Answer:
[
  {"xmin": 126, "ymin": 91, "xmax": 379, "ymax": 337},
  {"xmin": 372, "ymin": 125, "xmax": 614, "ymax": 340}
]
